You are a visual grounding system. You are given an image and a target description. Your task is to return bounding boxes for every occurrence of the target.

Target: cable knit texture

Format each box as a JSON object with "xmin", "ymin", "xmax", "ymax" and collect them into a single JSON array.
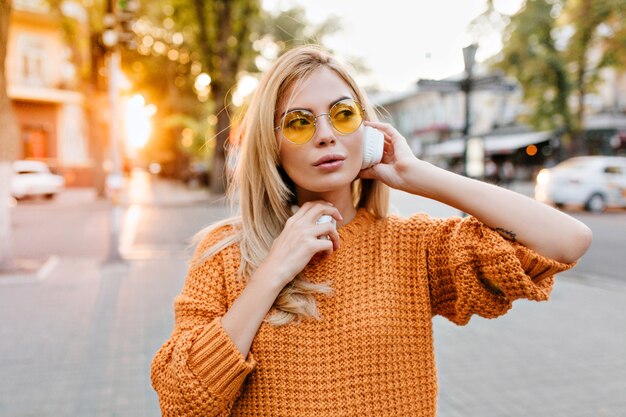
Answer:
[{"xmin": 151, "ymin": 208, "xmax": 574, "ymax": 416}]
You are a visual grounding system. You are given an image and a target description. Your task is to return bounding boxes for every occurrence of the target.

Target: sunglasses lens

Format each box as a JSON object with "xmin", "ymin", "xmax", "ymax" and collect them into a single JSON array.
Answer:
[
  {"xmin": 282, "ymin": 110, "xmax": 315, "ymax": 144},
  {"xmin": 330, "ymin": 100, "xmax": 363, "ymax": 134}
]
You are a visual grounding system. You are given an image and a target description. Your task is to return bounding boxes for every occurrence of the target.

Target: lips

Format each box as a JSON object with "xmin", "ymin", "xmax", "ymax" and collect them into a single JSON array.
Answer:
[{"xmin": 313, "ymin": 154, "xmax": 346, "ymax": 167}]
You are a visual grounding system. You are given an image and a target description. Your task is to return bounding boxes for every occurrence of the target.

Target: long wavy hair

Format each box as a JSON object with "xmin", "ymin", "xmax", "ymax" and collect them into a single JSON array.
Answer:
[{"xmin": 194, "ymin": 45, "xmax": 390, "ymax": 326}]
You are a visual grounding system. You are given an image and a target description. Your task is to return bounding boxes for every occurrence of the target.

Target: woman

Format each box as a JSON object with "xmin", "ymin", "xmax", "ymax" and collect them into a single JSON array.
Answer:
[{"xmin": 151, "ymin": 45, "xmax": 592, "ymax": 416}]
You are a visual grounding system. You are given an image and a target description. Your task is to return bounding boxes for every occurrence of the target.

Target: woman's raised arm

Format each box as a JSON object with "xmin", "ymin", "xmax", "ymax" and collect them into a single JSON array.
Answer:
[{"xmin": 360, "ymin": 121, "xmax": 592, "ymax": 264}]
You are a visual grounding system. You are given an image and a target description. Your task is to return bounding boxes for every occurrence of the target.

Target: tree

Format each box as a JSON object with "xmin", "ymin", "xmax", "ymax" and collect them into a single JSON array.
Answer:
[
  {"xmin": 563, "ymin": 0, "xmax": 626, "ymax": 128},
  {"xmin": 496, "ymin": 0, "xmax": 575, "ymax": 141},
  {"xmin": 129, "ymin": 1, "xmax": 341, "ymax": 194},
  {"xmin": 496, "ymin": 0, "xmax": 626, "ymax": 156},
  {"xmin": 189, "ymin": 0, "xmax": 261, "ymax": 194},
  {"xmin": 0, "ymin": 0, "xmax": 20, "ymax": 271}
]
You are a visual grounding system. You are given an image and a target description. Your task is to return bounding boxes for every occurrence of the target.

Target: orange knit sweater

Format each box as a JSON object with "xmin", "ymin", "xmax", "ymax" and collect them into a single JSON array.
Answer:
[{"xmin": 151, "ymin": 208, "xmax": 573, "ymax": 416}]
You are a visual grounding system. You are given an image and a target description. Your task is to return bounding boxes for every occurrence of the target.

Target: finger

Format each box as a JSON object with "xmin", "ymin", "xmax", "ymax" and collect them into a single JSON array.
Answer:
[
  {"xmin": 305, "ymin": 203, "xmax": 343, "ymax": 224},
  {"xmin": 328, "ymin": 226, "xmax": 340, "ymax": 251},
  {"xmin": 364, "ymin": 122, "xmax": 406, "ymax": 151},
  {"xmin": 358, "ymin": 167, "xmax": 376, "ymax": 179},
  {"xmin": 315, "ymin": 221, "xmax": 338, "ymax": 240},
  {"xmin": 364, "ymin": 120, "xmax": 398, "ymax": 138},
  {"xmin": 315, "ymin": 223, "xmax": 340, "ymax": 251},
  {"xmin": 312, "ymin": 238, "xmax": 334, "ymax": 256},
  {"xmin": 383, "ymin": 137, "xmax": 394, "ymax": 154},
  {"xmin": 291, "ymin": 200, "xmax": 333, "ymax": 220}
]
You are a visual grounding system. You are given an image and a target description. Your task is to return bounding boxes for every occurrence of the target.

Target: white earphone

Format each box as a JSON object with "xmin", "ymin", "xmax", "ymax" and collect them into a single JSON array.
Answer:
[{"xmin": 362, "ymin": 126, "xmax": 385, "ymax": 169}]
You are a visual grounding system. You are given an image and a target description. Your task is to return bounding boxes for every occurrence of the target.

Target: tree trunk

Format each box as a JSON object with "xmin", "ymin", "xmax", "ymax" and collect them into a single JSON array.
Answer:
[
  {"xmin": 555, "ymin": 68, "xmax": 575, "ymax": 159},
  {"xmin": 0, "ymin": 0, "xmax": 20, "ymax": 271},
  {"xmin": 210, "ymin": 86, "xmax": 229, "ymax": 195},
  {"xmin": 575, "ymin": 53, "xmax": 586, "ymax": 154}
]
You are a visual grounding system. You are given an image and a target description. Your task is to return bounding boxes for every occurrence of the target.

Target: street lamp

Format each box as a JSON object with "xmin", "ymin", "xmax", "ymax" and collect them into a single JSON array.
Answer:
[
  {"xmin": 418, "ymin": 43, "xmax": 513, "ymax": 178},
  {"xmin": 461, "ymin": 43, "xmax": 478, "ymax": 177},
  {"xmin": 103, "ymin": 4, "xmax": 124, "ymax": 263}
]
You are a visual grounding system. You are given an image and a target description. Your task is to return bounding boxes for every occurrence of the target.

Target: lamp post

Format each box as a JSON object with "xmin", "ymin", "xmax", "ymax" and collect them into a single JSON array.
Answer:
[
  {"xmin": 417, "ymin": 43, "xmax": 515, "ymax": 179},
  {"xmin": 461, "ymin": 43, "xmax": 478, "ymax": 177},
  {"xmin": 102, "ymin": 3, "xmax": 124, "ymax": 263}
]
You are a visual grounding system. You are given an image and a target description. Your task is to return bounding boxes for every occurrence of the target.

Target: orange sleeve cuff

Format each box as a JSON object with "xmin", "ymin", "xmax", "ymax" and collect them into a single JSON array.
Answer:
[
  {"xmin": 513, "ymin": 242, "xmax": 576, "ymax": 284},
  {"xmin": 187, "ymin": 317, "xmax": 256, "ymax": 400}
]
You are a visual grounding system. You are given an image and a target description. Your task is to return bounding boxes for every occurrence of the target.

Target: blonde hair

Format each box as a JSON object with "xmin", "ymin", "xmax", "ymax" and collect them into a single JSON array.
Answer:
[{"xmin": 194, "ymin": 45, "xmax": 390, "ymax": 326}]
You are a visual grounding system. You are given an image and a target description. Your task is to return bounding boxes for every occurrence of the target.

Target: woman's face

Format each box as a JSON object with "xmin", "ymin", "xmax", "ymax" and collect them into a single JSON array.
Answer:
[{"xmin": 276, "ymin": 67, "xmax": 364, "ymax": 197}]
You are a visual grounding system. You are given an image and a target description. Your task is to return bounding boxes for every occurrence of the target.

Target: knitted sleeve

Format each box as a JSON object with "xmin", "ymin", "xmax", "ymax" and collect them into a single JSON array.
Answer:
[
  {"xmin": 150, "ymin": 226, "xmax": 256, "ymax": 416},
  {"xmin": 425, "ymin": 216, "xmax": 575, "ymax": 325}
]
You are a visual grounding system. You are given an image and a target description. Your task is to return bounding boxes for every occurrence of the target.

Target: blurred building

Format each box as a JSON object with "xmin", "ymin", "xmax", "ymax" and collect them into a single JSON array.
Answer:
[
  {"xmin": 374, "ymin": 61, "xmax": 626, "ymax": 180},
  {"xmin": 580, "ymin": 66, "xmax": 626, "ymax": 156},
  {"xmin": 6, "ymin": 0, "xmax": 91, "ymax": 186},
  {"xmin": 371, "ymin": 67, "xmax": 535, "ymax": 163}
]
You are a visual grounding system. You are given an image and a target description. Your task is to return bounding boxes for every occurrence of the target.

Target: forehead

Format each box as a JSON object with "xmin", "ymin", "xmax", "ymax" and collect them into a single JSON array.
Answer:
[{"xmin": 280, "ymin": 67, "xmax": 354, "ymax": 112}]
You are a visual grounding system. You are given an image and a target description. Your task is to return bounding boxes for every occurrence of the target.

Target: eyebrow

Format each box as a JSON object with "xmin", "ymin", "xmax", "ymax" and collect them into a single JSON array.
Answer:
[{"xmin": 279, "ymin": 96, "xmax": 353, "ymax": 119}]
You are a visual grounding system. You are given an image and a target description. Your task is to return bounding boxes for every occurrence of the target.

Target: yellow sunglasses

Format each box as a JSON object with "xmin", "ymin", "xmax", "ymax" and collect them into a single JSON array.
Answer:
[{"xmin": 275, "ymin": 98, "xmax": 365, "ymax": 144}]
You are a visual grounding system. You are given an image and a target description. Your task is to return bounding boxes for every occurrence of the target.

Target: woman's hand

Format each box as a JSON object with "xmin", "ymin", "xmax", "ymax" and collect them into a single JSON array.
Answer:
[
  {"xmin": 257, "ymin": 201, "xmax": 343, "ymax": 289},
  {"xmin": 358, "ymin": 121, "xmax": 425, "ymax": 192}
]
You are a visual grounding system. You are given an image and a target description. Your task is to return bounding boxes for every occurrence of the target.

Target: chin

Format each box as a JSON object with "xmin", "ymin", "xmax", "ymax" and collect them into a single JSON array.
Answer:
[
  {"xmin": 297, "ymin": 174, "xmax": 357, "ymax": 193},
  {"xmin": 289, "ymin": 161, "xmax": 361, "ymax": 192}
]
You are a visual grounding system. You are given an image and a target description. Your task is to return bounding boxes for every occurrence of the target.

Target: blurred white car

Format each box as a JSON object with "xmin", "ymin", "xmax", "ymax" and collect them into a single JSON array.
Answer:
[
  {"xmin": 535, "ymin": 156, "xmax": 626, "ymax": 212},
  {"xmin": 11, "ymin": 160, "xmax": 65, "ymax": 200}
]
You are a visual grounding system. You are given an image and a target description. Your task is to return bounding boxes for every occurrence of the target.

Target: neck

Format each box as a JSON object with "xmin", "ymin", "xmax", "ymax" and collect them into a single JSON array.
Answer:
[{"xmin": 296, "ymin": 187, "xmax": 358, "ymax": 228}]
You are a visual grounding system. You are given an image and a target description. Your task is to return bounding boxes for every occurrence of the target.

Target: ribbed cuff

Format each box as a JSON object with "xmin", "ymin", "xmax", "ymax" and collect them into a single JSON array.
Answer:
[
  {"xmin": 188, "ymin": 317, "xmax": 256, "ymax": 400},
  {"xmin": 514, "ymin": 243, "xmax": 576, "ymax": 283}
]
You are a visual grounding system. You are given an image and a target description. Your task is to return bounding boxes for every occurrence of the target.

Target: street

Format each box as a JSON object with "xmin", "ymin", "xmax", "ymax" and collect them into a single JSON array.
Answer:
[
  {"xmin": 10, "ymin": 178, "xmax": 626, "ymax": 283},
  {"xmin": 1, "ymin": 173, "xmax": 625, "ymax": 417}
]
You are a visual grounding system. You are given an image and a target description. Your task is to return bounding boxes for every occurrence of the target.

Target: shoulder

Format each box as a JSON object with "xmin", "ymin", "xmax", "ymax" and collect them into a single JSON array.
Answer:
[
  {"xmin": 190, "ymin": 219, "xmax": 242, "ymax": 269},
  {"xmin": 354, "ymin": 210, "xmax": 442, "ymax": 250},
  {"xmin": 195, "ymin": 223, "xmax": 239, "ymax": 253},
  {"xmin": 378, "ymin": 211, "xmax": 440, "ymax": 235}
]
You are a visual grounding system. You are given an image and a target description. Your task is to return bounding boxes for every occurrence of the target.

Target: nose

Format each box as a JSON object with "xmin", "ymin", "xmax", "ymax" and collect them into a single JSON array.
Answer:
[{"xmin": 313, "ymin": 114, "xmax": 336, "ymax": 146}]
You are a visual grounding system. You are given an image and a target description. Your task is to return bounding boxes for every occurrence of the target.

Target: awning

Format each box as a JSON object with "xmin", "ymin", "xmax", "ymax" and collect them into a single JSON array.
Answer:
[{"xmin": 425, "ymin": 131, "xmax": 553, "ymax": 157}]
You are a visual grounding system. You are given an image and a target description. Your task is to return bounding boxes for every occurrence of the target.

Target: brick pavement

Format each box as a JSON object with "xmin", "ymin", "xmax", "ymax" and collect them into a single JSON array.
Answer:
[
  {"xmin": 435, "ymin": 278, "xmax": 626, "ymax": 417},
  {"xmin": 1, "ymin": 181, "xmax": 624, "ymax": 416},
  {"xmin": 0, "ymin": 258, "xmax": 186, "ymax": 417}
]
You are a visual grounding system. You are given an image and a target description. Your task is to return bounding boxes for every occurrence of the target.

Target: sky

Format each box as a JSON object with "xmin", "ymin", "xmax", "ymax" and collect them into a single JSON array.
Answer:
[{"xmin": 262, "ymin": 0, "xmax": 524, "ymax": 92}]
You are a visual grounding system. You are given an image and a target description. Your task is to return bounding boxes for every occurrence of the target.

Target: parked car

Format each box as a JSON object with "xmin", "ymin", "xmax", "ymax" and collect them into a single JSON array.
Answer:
[
  {"xmin": 535, "ymin": 156, "xmax": 626, "ymax": 212},
  {"xmin": 11, "ymin": 160, "xmax": 65, "ymax": 200}
]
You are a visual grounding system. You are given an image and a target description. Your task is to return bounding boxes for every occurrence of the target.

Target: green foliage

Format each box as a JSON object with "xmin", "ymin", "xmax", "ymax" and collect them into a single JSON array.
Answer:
[
  {"xmin": 126, "ymin": 0, "xmax": 340, "ymax": 185},
  {"xmin": 45, "ymin": 0, "xmax": 341, "ymax": 185},
  {"xmin": 496, "ymin": 0, "xmax": 574, "ymax": 134},
  {"xmin": 495, "ymin": 0, "xmax": 626, "ymax": 137}
]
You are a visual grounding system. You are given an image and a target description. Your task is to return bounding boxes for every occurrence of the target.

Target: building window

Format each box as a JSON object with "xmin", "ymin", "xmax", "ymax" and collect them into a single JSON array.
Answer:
[{"xmin": 17, "ymin": 35, "xmax": 46, "ymax": 87}]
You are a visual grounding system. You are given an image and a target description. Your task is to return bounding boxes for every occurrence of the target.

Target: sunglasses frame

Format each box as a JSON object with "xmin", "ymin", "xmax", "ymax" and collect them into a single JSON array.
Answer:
[{"xmin": 275, "ymin": 98, "xmax": 366, "ymax": 144}]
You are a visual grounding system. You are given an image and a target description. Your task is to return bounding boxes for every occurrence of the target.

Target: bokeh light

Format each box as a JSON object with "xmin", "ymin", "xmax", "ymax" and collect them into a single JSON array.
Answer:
[
  {"xmin": 125, "ymin": 94, "xmax": 157, "ymax": 151},
  {"xmin": 526, "ymin": 144, "xmax": 538, "ymax": 156}
]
